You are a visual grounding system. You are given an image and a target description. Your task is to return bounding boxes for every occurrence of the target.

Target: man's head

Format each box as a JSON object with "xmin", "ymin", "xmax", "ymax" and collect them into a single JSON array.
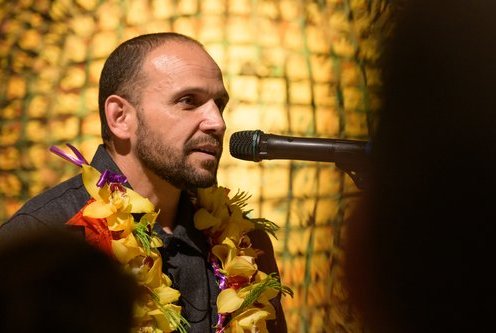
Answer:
[
  {"xmin": 98, "ymin": 32, "xmax": 203, "ymax": 142},
  {"xmin": 99, "ymin": 32, "xmax": 229, "ymax": 190}
]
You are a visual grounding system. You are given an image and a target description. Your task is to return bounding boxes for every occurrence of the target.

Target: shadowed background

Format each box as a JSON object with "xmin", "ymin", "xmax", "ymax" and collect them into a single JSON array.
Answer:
[{"xmin": 0, "ymin": 0, "xmax": 390, "ymax": 331}]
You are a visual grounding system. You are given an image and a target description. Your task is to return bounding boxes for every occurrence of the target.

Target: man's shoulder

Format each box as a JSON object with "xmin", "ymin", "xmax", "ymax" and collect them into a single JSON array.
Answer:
[
  {"xmin": 1, "ymin": 174, "xmax": 90, "ymax": 232},
  {"xmin": 0, "ymin": 145, "xmax": 114, "ymax": 238}
]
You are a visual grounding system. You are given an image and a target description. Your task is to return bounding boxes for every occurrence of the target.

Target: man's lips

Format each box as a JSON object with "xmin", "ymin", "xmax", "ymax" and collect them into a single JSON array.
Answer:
[
  {"xmin": 186, "ymin": 135, "xmax": 223, "ymax": 158},
  {"xmin": 190, "ymin": 144, "xmax": 221, "ymax": 157}
]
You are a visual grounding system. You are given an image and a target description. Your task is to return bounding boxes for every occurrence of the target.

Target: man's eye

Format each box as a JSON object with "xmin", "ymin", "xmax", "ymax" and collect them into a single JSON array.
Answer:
[
  {"xmin": 215, "ymin": 99, "xmax": 227, "ymax": 113},
  {"xmin": 178, "ymin": 96, "xmax": 195, "ymax": 106}
]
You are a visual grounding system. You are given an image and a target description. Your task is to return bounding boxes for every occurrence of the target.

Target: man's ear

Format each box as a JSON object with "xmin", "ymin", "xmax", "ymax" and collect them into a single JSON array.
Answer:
[{"xmin": 105, "ymin": 95, "xmax": 136, "ymax": 140}]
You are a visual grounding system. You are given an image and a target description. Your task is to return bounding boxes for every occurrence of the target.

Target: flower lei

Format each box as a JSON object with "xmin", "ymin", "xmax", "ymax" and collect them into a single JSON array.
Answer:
[
  {"xmin": 194, "ymin": 187, "xmax": 293, "ymax": 332},
  {"xmin": 50, "ymin": 144, "xmax": 292, "ymax": 333}
]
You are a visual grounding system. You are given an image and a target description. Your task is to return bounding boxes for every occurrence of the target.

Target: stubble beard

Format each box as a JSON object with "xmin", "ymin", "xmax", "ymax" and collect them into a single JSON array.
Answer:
[{"xmin": 135, "ymin": 113, "xmax": 221, "ymax": 190}]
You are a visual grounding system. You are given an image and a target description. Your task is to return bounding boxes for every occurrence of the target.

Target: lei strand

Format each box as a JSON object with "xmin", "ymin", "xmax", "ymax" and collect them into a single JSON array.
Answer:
[{"xmin": 50, "ymin": 144, "xmax": 292, "ymax": 333}]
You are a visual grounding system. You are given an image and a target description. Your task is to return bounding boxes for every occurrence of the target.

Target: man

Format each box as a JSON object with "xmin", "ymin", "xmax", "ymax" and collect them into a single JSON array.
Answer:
[{"xmin": 1, "ymin": 32, "xmax": 286, "ymax": 332}]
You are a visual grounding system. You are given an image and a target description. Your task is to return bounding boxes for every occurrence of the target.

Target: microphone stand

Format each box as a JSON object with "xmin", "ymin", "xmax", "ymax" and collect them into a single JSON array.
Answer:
[{"xmin": 335, "ymin": 161, "xmax": 369, "ymax": 190}]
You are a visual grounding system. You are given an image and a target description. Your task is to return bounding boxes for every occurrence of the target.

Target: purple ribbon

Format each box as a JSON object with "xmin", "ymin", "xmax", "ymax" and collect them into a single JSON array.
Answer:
[
  {"xmin": 49, "ymin": 144, "xmax": 89, "ymax": 167},
  {"xmin": 50, "ymin": 144, "xmax": 127, "ymax": 188},
  {"xmin": 210, "ymin": 255, "xmax": 228, "ymax": 331},
  {"xmin": 211, "ymin": 258, "xmax": 228, "ymax": 290},
  {"xmin": 216, "ymin": 314, "xmax": 226, "ymax": 333},
  {"xmin": 96, "ymin": 169, "xmax": 127, "ymax": 188}
]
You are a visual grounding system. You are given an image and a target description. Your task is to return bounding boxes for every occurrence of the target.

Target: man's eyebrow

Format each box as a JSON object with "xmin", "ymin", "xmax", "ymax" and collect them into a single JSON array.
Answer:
[{"xmin": 172, "ymin": 87, "xmax": 229, "ymax": 100}]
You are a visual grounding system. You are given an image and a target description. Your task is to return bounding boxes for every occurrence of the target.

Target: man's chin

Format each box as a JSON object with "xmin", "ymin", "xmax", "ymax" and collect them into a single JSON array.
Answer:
[
  {"xmin": 191, "ymin": 170, "xmax": 217, "ymax": 188},
  {"xmin": 191, "ymin": 156, "xmax": 219, "ymax": 173},
  {"xmin": 180, "ymin": 159, "xmax": 219, "ymax": 188}
]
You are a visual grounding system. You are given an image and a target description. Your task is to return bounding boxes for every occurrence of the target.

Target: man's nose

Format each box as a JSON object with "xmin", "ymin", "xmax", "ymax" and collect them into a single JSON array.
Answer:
[{"xmin": 199, "ymin": 100, "xmax": 226, "ymax": 135}]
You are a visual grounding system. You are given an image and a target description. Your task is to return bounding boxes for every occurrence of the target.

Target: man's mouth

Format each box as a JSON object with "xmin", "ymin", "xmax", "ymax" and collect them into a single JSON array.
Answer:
[{"xmin": 190, "ymin": 145, "xmax": 220, "ymax": 157}]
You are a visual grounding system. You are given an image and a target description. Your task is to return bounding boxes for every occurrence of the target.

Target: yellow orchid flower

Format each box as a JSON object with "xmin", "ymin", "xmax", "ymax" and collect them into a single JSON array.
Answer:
[
  {"xmin": 107, "ymin": 212, "xmax": 135, "ymax": 237},
  {"xmin": 197, "ymin": 186, "xmax": 230, "ymax": 220},
  {"xmin": 217, "ymin": 273, "xmax": 278, "ymax": 318},
  {"xmin": 217, "ymin": 213, "xmax": 254, "ymax": 244},
  {"xmin": 154, "ymin": 284, "xmax": 181, "ymax": 305},
  {"xmin": 194, "ymin": 208, "xmax": 222, "ymax": 230},
  {"xmin": 140, "ymin": 254, "xmax": 163, "ymax": 289},
  {"xmin": 148, "ymin": 303, "xmax": 183, "ymax": 332},
  {"xmin": 112, "ymin": 233, "xmax": 143, "ymax": 264},
  {"xmin": 217, "ymin": 288, "xmax": 244, "ymax": 314},
  {"xmin": 197, "ymin": 186, "xmax": 226, "ymax": 210},
  {"xmin": 132, "ymin": 278, "xmax": 183, "ymax": 331},
  {"xmin": 236, "ymin": 287, "xmax": 276, "ymax": 321},
  {"xmin": 224, "ymin": 255, "xmax": 257, "ymax": 278},
  {"xmin": 257, "ymin": 300, "xmax": 276, "ymax": 321},
  {"xmin": 212, "ymin": 238, "xmax": 257, "ymax": 279},
  {"xmin": 232, "ymin": 308, "xmax": 271, "ymax": 333},
  {"xmin": 81, "ymin": 164, "xmax": 155, "ymax": 219},
  {"xmin": 212, "ymin": 238, "xmax": 237, "ymax": 269}
]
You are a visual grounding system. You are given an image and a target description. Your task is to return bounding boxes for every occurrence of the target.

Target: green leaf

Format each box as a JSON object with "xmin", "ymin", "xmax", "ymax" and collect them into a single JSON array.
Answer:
[
  {"xmin": 230, "ymin": 189, "xmax": 251, "ymax": 210},
  {"xmin": 149, "ymin": 288, "xmax": 190, "ymax": 333},
  {"xmin": 238, "ymin": 273, "xmax": 294, "ymax": 312},
  {"xmin": 249, "ymin": 217, "xmax": 280, "ymax": 239},
  {"xmin": 133, "ymin": 217, "xmax": 154, "ymax": 255}
]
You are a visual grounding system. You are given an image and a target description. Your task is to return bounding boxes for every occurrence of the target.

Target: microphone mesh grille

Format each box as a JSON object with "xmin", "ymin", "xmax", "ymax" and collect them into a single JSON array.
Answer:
[{"xmin": 229, "ymin": 131, "xmax": 257, "ymax": 161}]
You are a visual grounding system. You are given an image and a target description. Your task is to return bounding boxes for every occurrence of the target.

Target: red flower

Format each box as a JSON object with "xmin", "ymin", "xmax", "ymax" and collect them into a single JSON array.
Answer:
[{"xmin": 66, "ymin": 199, "xmax": 113, "ymax": 256}]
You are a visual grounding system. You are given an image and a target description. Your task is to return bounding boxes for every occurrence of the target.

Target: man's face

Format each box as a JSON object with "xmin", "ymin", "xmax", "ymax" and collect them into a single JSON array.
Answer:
[{"xmin": 134, "ymin": 42, "xmax": 229, "ymax": 190}]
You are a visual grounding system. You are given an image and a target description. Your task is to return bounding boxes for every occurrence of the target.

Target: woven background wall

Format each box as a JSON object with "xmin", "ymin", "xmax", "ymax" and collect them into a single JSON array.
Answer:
[{"xmin": 0, "ymin": 0, "xmax": 390, "ymax": 331}]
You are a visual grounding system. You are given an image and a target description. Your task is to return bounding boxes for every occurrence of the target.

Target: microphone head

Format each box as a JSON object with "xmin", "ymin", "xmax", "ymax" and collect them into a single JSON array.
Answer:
[{"xmin": 229, "ymin": 130, "xmax": 262, "ymax": 162}]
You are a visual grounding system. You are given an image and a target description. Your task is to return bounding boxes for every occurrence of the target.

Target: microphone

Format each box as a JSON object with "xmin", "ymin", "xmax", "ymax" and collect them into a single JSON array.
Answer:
[
  {"xmin": 229, "ymin": 130, "xmax": 371, "ymax": 189},
  {"xmin": 229, "ymin": 130, "xmax": 370, "ymax": 164}
]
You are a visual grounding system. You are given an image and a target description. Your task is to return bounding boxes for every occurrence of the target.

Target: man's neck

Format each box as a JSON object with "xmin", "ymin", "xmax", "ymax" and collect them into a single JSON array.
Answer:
[{"xmin": 107, "ymin": 147, "xmax": 181, "ymax": 234}]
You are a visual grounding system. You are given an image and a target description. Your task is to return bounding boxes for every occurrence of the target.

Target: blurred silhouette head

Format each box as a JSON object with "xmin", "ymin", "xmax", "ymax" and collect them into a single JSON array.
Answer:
[
  {"xmin": 345, "ymin": 1, "xmax": 496, "ymax": 332},
  {"xmin": 0, "ymin": 229, "xmax": 139, "ymax": 333}
]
